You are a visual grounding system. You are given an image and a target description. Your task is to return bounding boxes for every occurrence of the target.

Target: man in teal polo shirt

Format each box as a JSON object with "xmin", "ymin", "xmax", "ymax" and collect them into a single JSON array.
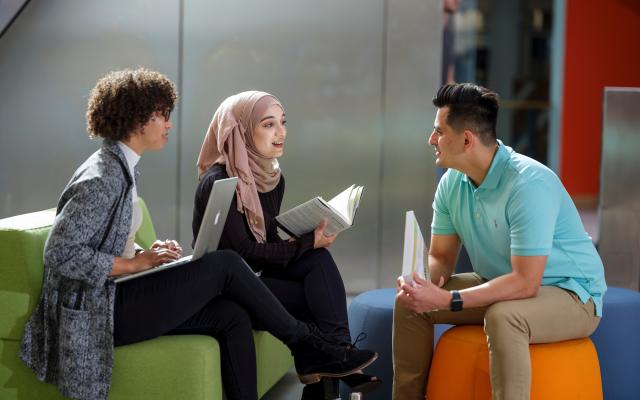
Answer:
[{"xmin": 392, "ymin": 83, "xmax": 606, "ymax": 400}]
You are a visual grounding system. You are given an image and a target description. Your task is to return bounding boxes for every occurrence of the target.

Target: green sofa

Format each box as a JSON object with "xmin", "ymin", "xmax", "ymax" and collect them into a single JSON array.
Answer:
[{"xmin": 0, "ymin": 199, "xmax": 293, "ymax": 399}]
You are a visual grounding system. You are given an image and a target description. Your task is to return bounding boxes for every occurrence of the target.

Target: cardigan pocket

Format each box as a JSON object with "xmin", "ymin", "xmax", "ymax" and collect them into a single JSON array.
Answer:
[{"xmin": 58, "ymin": 305, "xmax": 90, "ymax": 399}]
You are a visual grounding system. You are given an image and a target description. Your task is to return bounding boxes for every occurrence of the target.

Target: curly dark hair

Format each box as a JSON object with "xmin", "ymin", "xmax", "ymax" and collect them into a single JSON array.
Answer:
[
  {"xmin": 432, "ymin": 83, "xmax": 499, "ymax": 146},
  {"xmin": 86, "ymin": 68, "xmax": 177, "ymax": 140}
]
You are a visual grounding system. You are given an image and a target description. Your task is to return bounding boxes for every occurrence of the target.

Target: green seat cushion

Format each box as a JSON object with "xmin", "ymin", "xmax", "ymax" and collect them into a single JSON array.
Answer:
[
  {"xmin": 0, "ymin": 200, "xmax": 157, "ymax": 340},
  {"xmin": 1, "ymin": 335, "xmax": 222, "ymax": 400},
  {"xmin": 110, "ymin": 335, "xmax": 222, "ymax": 400},
  {"xmin": 255, "ymin": 331, "xmax": 293, "ymax": 398},
  {"xmin": 134, "ymin": 198, "xmax": 158, "ymax": 249},
  {"xmin": 0, "ymin": 200, "xmax": 293, "ymax": 399},
  {"xmin": 1, "ymin": 332, "xmax": 292, "ymax": 400},
  {"xmin": 0, "ymin": 209, "xmax": 56, "ymax": 340}
]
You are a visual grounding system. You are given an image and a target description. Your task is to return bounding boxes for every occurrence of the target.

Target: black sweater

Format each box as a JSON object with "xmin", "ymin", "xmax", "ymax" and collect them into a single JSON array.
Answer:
[{"xmin": 192, "ymin": 164, "xmax": 315, "ymax": 271}]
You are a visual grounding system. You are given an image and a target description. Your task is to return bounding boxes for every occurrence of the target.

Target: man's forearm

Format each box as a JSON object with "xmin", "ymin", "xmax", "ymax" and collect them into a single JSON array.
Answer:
[
  {"xmin": 428, "ymin": 255, "xmax": 454, "ymax": 286},
  {"xmin": 458, "ymin": 272, "xmax": 538, "ymax": 308}
]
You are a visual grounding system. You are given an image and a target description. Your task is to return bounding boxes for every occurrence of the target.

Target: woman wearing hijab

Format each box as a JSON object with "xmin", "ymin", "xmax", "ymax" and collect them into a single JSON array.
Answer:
[
  {"xmin": 19, "ymin": 70, "xmax": 376, "ymax": 400},
  {"xmin": 193, "ymin": 91, "xmax": 380, "ymax": 398}
]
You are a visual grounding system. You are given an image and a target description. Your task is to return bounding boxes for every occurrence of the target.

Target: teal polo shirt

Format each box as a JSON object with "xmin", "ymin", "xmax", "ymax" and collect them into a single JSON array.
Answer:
[{"xmin": 431, "ymin": 141, "xmax": 606, "ymax": 316}]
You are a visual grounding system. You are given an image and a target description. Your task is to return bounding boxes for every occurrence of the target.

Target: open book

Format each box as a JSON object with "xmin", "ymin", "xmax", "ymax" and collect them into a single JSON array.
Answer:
[
  {"xmin": 401, "ymin": 211, "xmax": 430, "ymax": 284},
  {"xmin": 275, "ymin": 184, "xmax": 364, "ymax": 237}
]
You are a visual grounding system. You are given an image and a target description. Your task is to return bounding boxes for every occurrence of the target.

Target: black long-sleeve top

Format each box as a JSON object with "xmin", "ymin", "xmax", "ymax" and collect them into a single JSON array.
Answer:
[{"xmin": 192, "ymin": 164, "xmax": 315, "ymax": 272}]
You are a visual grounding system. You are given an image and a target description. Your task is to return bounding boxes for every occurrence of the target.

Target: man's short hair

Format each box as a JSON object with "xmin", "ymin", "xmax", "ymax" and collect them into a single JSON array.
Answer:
[
  {"xmin": 86, "ymin": 68, "xmax": 177, "ymax": 141},
  {"xmin": 432, "ymin": 83, "xmax": 499, "ymax": 146}
]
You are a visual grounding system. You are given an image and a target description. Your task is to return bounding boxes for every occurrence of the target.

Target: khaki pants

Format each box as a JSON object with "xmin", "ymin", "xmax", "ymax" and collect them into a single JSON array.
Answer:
[{"xmin": 392, "ymin": 273, "xmax": 601, "ymax": 400}]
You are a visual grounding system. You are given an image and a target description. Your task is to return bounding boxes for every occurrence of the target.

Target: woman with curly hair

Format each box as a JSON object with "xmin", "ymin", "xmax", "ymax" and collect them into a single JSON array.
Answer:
[{"xmin": 19, "ymin": 68, "xmax": 377, "ymax": 400}]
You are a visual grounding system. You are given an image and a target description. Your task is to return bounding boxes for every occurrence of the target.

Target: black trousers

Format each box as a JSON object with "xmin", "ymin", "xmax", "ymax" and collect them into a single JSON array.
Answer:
[
  {"xmin": 260, "ymin": 249, "xmax": 351, "ymax": 346},
  {"xmin": 113, "ymin": 250, "xmax": 303, "ymax": 400}
]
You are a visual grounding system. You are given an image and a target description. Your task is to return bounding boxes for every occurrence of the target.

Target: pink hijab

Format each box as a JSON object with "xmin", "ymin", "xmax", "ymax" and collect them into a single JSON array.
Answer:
[{"xmin": 197, "ymin": 91, "xmax": 283, "ymax": 243}]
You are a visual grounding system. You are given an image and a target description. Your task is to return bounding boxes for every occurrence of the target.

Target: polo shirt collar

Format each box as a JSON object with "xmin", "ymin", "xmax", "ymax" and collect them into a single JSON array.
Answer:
[{"xmin": 463, "ymin": 139, "xmax": 510, "ymax": 190}]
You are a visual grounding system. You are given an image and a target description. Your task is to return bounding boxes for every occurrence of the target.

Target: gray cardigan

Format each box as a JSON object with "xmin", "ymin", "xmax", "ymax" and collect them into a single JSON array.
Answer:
[{"xmin": 20, "ymin": 141, "xmax": 135, "ymax": 400}]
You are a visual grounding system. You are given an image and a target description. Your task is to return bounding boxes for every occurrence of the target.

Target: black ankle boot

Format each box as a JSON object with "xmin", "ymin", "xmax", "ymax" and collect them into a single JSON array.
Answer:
[
  {"xmin": 341, "ymin": 372, "xmax": 381, "ymax": 394},
  {"xmin": 300, "ymin": 382, "xmax": 324, "ymax": 400},
  {"xmin": 338, "ymin": 332, "xmax": 381, "ymax": 393},
  {"xmin": 291, "ymin": 325, "xmax": 378, "ymax": 384}
]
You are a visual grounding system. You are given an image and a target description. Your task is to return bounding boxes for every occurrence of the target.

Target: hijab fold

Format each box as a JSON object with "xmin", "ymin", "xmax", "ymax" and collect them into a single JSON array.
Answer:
[{"xmin": 197, "ymin": 91, "xmax": 283, "ymax": 243}]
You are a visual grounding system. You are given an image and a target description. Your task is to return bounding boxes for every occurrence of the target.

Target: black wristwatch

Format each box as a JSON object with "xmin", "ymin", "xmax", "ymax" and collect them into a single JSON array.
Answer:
[{"xmin": 450, "ymin": 290, "xmax": 463, "ymax": 312}]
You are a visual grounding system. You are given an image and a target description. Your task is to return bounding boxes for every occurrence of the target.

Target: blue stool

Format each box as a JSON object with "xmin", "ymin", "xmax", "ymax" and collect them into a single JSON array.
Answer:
[
  {"xmin": 590, "ymin": 286, "xmax": 640, "ymax": 400},
  {"xmin": 342, "ymin": 288, "xmax": 451, "ymax": 400}
]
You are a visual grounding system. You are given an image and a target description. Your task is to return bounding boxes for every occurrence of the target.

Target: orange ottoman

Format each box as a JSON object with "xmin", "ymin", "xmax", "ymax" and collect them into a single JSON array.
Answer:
[{"xmin": 425, "ymin": 326, "xmax": 602, "ymax": 400}]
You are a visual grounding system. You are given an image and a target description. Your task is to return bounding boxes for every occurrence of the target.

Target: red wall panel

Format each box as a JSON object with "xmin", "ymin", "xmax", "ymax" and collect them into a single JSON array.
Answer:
[{"xmin": 561, "ymin": 0, "xmax": 640, "ymax": 197}]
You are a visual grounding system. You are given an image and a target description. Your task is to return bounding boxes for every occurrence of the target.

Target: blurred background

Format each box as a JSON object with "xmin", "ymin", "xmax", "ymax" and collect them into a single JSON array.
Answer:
[{"xmin": 1, "ymin": 0, "xmax": 640, "ymax": 295}]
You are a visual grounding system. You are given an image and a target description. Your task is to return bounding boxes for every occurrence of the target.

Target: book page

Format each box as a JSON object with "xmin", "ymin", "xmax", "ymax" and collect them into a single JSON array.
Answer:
[
  {"xmin": 347, "ymin": 185, "xmax": 364, "ymax": 223},
  {"xmin": 327, "ymin": 185, "xmax": 354, "ymax": 222},
  {"xmin": 401, "ymin": 211, "xmax": 429, "ymax": 284},
  {"xmin": 276, "ymin": 197, "xmax": 350, "ymax": 237}
]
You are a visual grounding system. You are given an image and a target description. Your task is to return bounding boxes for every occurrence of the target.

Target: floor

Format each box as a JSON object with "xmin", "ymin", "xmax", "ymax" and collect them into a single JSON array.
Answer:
[{"xmin": 261, "ymin": 369, "xmax": 304, "ymax": 400}]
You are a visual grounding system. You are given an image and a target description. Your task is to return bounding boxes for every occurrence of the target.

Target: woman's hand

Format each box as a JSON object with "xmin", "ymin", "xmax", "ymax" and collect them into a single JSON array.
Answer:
[
  {"xmin": 132, "ymin": 247, "xmax": 181, "ymax": 271},
  {"xmin": 313, "ymin": 219, "xmax": 338, "ymax": 249},
  {"xmin": 111, "ymin": 245, "xmax": 182, "ymax": 276},
  {"xmin": 151, "ymin": 239, "xmax": 183, "ymax": 256}
]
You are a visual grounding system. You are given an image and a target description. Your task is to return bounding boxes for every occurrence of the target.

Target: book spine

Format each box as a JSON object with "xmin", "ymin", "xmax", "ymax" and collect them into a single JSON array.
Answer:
[{"xmin": 275, "ymin": 219, "xmax": 299, "ymax": 238}]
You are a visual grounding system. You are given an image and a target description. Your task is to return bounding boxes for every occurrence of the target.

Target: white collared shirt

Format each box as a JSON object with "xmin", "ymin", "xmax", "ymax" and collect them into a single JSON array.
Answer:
[
  {"xmin": 117, "ymin": 141, "xmax": 143, "ymax": 258},
  {"xmin": 117, "ymin": 141, "xmax": 141, "ymax": 200}
]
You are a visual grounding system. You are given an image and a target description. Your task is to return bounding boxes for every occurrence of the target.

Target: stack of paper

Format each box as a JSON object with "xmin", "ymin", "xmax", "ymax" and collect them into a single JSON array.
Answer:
[{"xmin": 401, "ymin": 210, "xmax": 429, "ymax": 283}]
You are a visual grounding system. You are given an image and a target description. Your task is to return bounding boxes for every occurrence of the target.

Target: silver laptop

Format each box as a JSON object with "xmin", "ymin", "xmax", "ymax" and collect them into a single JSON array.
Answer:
[{"xmin": 114, "ymin": 177, "xmax": 238, "ymax": 283}]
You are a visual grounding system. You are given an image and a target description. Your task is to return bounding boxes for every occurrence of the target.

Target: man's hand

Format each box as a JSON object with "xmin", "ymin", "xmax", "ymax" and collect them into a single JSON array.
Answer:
[
  {"xmin": 396, "ymin": 275, "xmax": 407, "ymax": 292},
  {"xmin": 396, "ymin": 272, "xmax": 450, "ymax": 314}
]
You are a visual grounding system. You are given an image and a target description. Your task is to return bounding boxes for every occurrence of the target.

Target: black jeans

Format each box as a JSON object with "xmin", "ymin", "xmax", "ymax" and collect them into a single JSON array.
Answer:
[
  {"xmin": 260, "ymin": 249, "xmax": 351, "ymax": 346},
  {"xmin": 113, "ymin": 250, "xmax": 303, "ymax": 400}
]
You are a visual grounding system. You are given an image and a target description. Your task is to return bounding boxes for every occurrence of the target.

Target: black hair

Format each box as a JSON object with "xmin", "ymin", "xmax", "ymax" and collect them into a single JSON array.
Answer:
[{"xmin": 432, "ymin": 83, "xmax": 499, "ymax": 145}]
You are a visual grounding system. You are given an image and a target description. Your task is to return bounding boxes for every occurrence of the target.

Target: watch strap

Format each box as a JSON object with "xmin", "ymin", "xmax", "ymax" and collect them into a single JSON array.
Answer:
[{"xmin": 450, "ymin": 290, "xmax": 463, "ymax": 312}]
